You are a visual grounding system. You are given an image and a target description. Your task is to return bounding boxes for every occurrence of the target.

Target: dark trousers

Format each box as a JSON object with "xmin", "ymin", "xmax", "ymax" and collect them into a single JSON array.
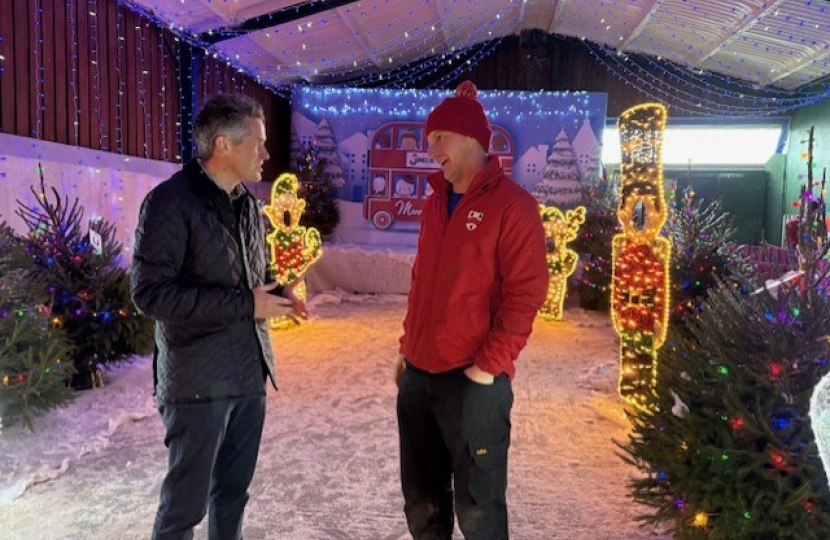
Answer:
[
  {"xmin": 397, "ymin": 364, "xmax": 513, "ymax": 540},
  {"xmin": 151, "ymin": 396, "xmax": 266, "ymax": 540}
]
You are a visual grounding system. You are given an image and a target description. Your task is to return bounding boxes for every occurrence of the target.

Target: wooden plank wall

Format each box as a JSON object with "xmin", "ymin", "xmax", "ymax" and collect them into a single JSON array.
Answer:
[{"xmin": 0, "ymin": 0, "xmax": 288, "ymax": 173}]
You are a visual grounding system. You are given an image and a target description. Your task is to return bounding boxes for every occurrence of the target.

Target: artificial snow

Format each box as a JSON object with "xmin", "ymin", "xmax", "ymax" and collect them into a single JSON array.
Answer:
[{"xmin": 0, "ymin": 295, "xmax": 667, "ymax": 540}]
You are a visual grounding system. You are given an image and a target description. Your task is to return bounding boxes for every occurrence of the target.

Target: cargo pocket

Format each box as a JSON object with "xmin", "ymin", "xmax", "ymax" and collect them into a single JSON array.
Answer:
[{"xmin": 466, "ymin": 438, "xmax": 508, "ymax": 507}]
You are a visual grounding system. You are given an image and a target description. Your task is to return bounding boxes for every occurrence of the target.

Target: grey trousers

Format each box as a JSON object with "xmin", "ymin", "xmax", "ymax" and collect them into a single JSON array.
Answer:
[{"xmin": 151, "ymin": 396, "xmax": 266, "ymax": 540}]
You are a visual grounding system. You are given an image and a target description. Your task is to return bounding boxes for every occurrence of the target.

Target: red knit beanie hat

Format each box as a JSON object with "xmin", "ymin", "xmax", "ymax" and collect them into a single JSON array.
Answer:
[{"xmin": 425, "ymin": 81, "xmax": 491, "ymax": 152}]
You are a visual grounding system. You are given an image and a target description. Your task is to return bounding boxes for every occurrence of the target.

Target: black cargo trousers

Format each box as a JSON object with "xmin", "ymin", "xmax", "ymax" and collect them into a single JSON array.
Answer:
[{"xmin": 397, "ymin": 361, "xmax": 513, "ymax": 540}]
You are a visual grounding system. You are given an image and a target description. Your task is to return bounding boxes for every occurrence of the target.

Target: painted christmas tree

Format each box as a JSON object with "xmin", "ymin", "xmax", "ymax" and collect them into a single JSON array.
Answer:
[
  {"xmin": 532, "ymin": 127, "xmax": 582, "ymax": 206},
  {"xmin": 313, "ymin": 118, "xmax": 346, "ymax": 189},
  {"xmin": 620, "ymin": 264, "xmax": 830, "ymax": 539},
  {"xmin": 14, "ymin": 166, "xmax": 154, "ymax": 389},
  {"xmin": 294, "ymin": 145, "xmax": 341, "ymax": 237},
  {"xmin": 0, "ymin": 222, "xmax": 74, "ymax": 429}
]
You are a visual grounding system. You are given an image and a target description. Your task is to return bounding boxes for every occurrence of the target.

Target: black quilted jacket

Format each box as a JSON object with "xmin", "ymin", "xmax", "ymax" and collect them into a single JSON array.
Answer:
[{"xmin": 130, "ymin": 159, "xmax": 277, "ymax": 404}]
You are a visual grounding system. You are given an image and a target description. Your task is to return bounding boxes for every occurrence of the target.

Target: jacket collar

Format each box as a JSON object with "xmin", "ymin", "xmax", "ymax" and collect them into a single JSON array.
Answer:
[{"xmin": 183, "ymin": 159, "xmax": 249, "ymax": 203}]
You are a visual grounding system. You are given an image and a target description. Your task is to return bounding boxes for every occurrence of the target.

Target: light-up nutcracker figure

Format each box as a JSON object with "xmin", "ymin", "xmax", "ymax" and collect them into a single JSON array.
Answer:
[
  {"xmin": 611, "ymin": 104, "xmax": 671, "ymax": 409},
  {"xmin": 262, "ymin": 173, "xmax": 322, "ymax": 329},
  {"xmin": 539, "ymin": 205, "xmax": 585, "ymax": 320}
]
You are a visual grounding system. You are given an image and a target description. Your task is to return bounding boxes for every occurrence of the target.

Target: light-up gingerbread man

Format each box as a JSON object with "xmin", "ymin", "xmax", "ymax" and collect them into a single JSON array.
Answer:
[
  {"xmin": 539, "ymin": 205, "xmax": 585, "ymax": 321},
  {"xmin": 263, "ymin": 173, "xmax": 322, "ymax": 328},
  {"xmin": 611, "ymin": 104, "xmax": 672, "ymax": 409}
]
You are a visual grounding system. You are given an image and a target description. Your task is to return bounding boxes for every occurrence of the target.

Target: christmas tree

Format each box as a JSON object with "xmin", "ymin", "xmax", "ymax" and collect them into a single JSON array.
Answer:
[
  {"xmin": 571, "ymin": 168, "xmax": 619, "ymax": 311},
  {"xmin": 15, "ymin": 166, "xmax": 154, "ymax": 389},
  {"xmin": 665, "ymin": 187, "xmax": 754, "ymax": 329},
  {"xmin": 289, "ymin": 125, "xmax": 304, "ymax": 171},
  {"xmin": 619, "ymin": 263, "xmax": 830, "ymax": 539},
  {"xmin": 532, "ymin": 127, "xmax": 582, "ymax": 206},
  {"xmin": 790, "ymin": 127, "xmax": 827, "ymax": 269},
  {"xmin": 313, "ymin": 118, "xmax": 346, "ymax": 189},
  {"xmin": 0, "ymin": 222, "xmax": 74, "ymax": 429},
  {"xmin": 294, "ymin": 145, "xmax": 341, "ymax": 237}
]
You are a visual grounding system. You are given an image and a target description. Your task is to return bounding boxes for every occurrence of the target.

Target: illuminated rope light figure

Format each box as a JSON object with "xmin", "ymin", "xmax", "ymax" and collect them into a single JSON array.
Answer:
[
  {"xmin": 263, "ymin": 173, "xmax": 323, "ymax": 329},
  {"xmin": 611, "ymin": 104, "xmax": 671, "ymax": 409},
  {"xmin": 539, "ymin": 205, "xmax": 585, "ymax": 321}
]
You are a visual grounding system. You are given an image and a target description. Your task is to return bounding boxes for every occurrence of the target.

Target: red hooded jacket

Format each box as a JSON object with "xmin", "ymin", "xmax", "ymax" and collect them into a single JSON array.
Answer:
[{"xmin": 399, "ymin": 157, "xmax": 549, "ymax": 379}]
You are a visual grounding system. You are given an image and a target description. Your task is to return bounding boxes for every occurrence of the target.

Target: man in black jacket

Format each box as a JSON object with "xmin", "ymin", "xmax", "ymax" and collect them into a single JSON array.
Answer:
[{"xmin": 131, "ymin": 94, "xmax": 305, "ymax": 540}]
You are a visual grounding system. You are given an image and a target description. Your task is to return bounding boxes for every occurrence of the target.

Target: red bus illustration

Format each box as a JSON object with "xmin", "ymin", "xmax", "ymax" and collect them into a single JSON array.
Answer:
[{"xmin": 363, "ymin": 121, "xmax": 514, "ymax": 229}]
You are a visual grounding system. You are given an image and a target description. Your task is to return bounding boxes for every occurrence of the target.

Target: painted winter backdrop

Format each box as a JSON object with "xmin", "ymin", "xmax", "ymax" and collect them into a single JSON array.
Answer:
[{"xmin": 291, "ymin": 87, "xmax": 606, "ymax": 245}]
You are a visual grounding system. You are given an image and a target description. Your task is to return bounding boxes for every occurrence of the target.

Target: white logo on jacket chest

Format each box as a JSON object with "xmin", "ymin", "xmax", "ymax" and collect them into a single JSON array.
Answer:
[{"xmin": 466, "ymin": 210, "xmax": 484, "ymax": 231}]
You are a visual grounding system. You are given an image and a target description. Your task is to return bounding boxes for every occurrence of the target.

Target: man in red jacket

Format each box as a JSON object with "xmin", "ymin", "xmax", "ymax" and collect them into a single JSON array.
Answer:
[{"xmin": 395, "ymin": 81, "xmax": 549, "ymax": 540}]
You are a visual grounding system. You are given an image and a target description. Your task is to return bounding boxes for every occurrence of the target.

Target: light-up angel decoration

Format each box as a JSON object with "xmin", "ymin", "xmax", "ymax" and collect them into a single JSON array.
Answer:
[
  {"xmin": 263, "ymin": 173, "xmax": 322, "ymax": 328},
  {"xmin": 611, "ymin": 103, "xmax": 672, "ymax": 409},
  {"xmin": 539, "ymin": 205, "xmax": 585, "ymax": 321}
]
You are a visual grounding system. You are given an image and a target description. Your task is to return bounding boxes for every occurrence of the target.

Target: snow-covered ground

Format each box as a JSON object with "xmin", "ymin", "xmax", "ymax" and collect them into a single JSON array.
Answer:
[{"xmin": 0, "ymin": 294, "xmax": 667, "ymax": 540}]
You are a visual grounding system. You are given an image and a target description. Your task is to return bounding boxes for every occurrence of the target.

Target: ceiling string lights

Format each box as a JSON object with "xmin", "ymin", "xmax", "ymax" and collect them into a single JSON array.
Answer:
[
  {"xmin": 562, "ymin": 0, "xmax": 830, "ymax": 117},
  {"xmin": 121, "ymin": 0, "xmax": 519, "ymax": 95}
]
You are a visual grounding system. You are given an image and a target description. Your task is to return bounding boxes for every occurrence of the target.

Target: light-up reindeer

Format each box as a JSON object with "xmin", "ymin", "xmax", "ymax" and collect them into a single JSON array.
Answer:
[
  {"xmin": 262, "ymin": 173, "xmax": 322, "ymax": 329},
  {"xmin": 611, "ymin": 104, "xmax": 672, "ymax": 409},
  {"xmin": 539, "ymin": 205, "xmax": 585, "ymax": 320}
]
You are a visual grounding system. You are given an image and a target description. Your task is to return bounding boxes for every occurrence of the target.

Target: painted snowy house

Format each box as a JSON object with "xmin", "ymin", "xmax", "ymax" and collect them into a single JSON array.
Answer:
[
  {"xmin": 291, "ymin": 111, "xmax": 317, "ymax": 148},
  {"xmin": 532, "ymin": 127, "xmax": 582, "ymax": 207},
  {"xmin": 514, "ymin": 144, "xmax": 549, "ymax": 191},
  {"xmin": 313, "ymin": 118, "xmax": 346, "ymax": 188},
  {"xmin": 572, "ymin": 119, "xmax": 601, "ymax": 183},
  {"xmin": 338, "ymin": 131, "xmax": 370, "ymax": 201}
]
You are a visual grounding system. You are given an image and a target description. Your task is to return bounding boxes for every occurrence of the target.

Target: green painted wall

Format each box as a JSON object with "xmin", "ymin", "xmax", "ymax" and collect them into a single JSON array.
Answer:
[{"xmin": 765, "ymin": 154, "xmax": 787, "ymax": 246}]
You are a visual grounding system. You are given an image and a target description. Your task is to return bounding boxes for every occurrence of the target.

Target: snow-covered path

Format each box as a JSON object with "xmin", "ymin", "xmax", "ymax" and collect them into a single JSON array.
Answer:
[{"xmin": 0, "ymin": 297, "xmax": 666, "ymax": 540}]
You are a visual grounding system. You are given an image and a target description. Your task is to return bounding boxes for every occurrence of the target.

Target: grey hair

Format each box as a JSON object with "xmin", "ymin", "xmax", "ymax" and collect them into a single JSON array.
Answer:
[{"xmin": 193, "ymin": 94, "xmax": 265, "ymax": 160}]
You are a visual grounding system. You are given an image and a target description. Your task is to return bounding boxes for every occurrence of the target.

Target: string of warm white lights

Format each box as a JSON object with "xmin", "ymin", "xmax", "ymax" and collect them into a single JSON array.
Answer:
[
  {"xmin": 137, "ymin": 16, "xmax": 150, "ymax": 158},
  {"xmin": 32, "ymin": 0, "xmax": 44, "ymax": 139},
  {"xmin": 115, "ymin": 5, "xmax": 126, "ymax": 154},
  {"xmin": 236, "ymin": 0, "xmax": 518, "ymax": 77},
  {"xmin": 598, "ymin": 46, "xmax": 820, "ymax": 111},
  {"xmin": 593, "ymin": 45, "xmax": 812, "ymax": 115},
  {"xmin": 69, "ymin": 0, "xmax": 80, "ymax": 146},
  {"xmin": 558, "ymin": 0, "xmax": 830, "ymax": 114},
  {"xmin": 90, "ymin": 0, "xmax": 108, "ymax": 150},
  {"xmin": 425, "ymin": 40, "xmax": 506, "ymax": 89},
  {"xmin": 338, "ymin": 38, "xmax": 505, "ymax": 90},
  {"xmin": 158, "ymin": 30, "xmax": 169, "ymax": 160},
  {"xmin": 589, "ymin": 41, "xmax": 828, "ymax": 112},
  {"xmin": 565, "ymin": 0, "xmax": 830, "ymax": 90},
  {"xmin": 585, "ymin": 42, "xmax": 828, "ymax": 117},
  {"xmin": 120, "ymin": 0, "xmax": 517, "ymax": 93},
  {"xmin": 239, "ymin": 8, "xmax": 518, "ymax": 89},
  {"xmin": 613, "ymin": 46, "xmax": 825, "ymax": 102}
]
